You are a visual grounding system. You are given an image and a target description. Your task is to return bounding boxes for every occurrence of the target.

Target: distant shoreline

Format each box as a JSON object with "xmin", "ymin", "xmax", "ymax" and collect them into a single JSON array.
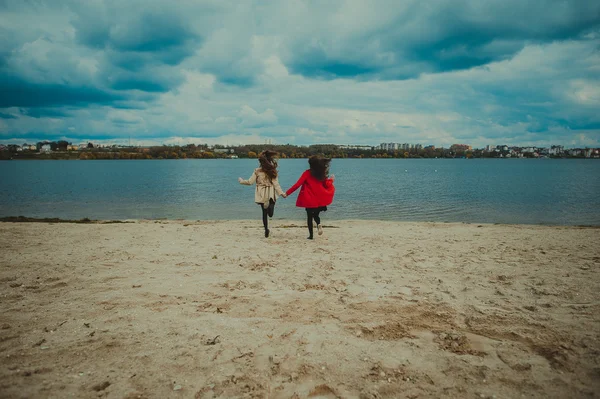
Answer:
[
  {"xmin": 2, "ymin": 143, "xmax": 598, "ymax": 161},
  {"xmin": 0, "ymin": 216, "xmax": 132, "ymax": 224},
  {"xmin": 1, "ymin": 216, "xmax": 598, "ymax": 228},
  {"xmin": 2, "ymin": 156, "xmax": 598, "ymax": 161}
]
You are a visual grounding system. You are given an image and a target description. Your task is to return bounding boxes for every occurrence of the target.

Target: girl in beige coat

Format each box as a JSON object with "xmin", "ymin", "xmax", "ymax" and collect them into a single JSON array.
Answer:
[{"xmin": 238, "ymin": 150, "xmax": 286, "ymax": 237}]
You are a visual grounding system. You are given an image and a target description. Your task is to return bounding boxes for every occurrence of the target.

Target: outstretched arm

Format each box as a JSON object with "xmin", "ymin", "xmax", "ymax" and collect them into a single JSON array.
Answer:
[
  {"xmin": 285, "ymin": 170, "xmax": 308, "ymax": 196},
  {"xmin": 324, "ymin": 174, "xmax": 335, "ymax": 188},
  {"xmin": 238, "ymin": 170, "xmax": 257, "ymax": 185}
]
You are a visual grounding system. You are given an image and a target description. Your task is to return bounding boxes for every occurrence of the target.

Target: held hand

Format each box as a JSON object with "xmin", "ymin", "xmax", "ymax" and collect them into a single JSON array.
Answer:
[
  {"xmin": 238, "ymin": 177, "xmax": 243, "ymax": 183},
  {"xmin": 281, "ymin": 193, "xmax": 287, "ymax": 198}
]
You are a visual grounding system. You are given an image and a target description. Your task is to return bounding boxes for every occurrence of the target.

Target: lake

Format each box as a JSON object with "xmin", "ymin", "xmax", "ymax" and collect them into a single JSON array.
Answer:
[{"xmin": 1, "ymin": 159, "xmax": 599, "ymax": 225}]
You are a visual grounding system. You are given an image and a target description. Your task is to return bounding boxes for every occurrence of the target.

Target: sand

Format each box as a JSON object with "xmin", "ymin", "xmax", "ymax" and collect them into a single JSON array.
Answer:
[{"xmin": 0, "ymin": 220, "xmax": 599, "ymax": 399}]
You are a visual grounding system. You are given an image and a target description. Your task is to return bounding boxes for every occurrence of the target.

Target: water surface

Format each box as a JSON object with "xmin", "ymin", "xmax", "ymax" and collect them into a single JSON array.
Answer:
[{"xmin": 1, "ymin": 159, "xmax": 599, "ymax": 225}]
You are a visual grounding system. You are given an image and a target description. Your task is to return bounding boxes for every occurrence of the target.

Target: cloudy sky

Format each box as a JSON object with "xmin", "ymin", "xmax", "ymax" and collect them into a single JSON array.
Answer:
[{"xmin": 1, "ymin": 0, "xmax": 599, "ymax": 147}]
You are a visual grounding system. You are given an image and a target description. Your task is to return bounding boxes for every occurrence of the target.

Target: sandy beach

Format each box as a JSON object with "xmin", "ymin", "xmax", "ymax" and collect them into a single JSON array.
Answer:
[{"xmin": 0, "ymin": 220, "xmax": 598, "ymax": 399}]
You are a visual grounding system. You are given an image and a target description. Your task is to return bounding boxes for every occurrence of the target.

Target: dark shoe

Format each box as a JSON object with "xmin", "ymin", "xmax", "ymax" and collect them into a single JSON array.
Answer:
[
  {"xmin": 307, "ymin": 236, "xmax": 313, "ymax": 240},
  {"xmin": 265, "ymin": 229, "xmax": 270, "ymax": 238}
]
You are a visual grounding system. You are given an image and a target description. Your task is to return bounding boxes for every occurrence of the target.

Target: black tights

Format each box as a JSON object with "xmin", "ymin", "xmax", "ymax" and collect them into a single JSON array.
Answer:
[
  {"xmin": 305, "ymin": 208, "xmax": 322, "ymax": 238},
  {"xmin": 260, "ymin": 199, "xmax": 275, "ymax": 231}
]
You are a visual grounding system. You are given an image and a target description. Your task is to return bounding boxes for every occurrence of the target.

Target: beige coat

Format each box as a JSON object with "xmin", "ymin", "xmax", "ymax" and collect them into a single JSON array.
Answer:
[{"xmin": 240, "ymin": 168, "xmax": 284, "ymax": 207}]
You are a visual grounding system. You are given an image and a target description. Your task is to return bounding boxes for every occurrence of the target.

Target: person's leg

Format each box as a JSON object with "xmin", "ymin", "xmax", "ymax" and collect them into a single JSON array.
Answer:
[
  {"xmin": 261, "ymin": 205, "xmax": 269, "ymax": 237},
  {"xmin": 306, "ymin": 208, "xmax": 314, "ymax": 239},
  {"xmin": 314, "ymin": 210, "xmax": 323, "ymax": 235},
  {"xmin": 267, "ymin": 199, "xmax": 275, "ymax": 218},
  {"xmin": 313, "ymin": 210, "xmax": 321, "ymax": 226}
]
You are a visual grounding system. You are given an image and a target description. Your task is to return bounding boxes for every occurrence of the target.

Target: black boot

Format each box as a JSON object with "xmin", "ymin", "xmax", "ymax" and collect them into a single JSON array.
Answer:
[
  {"xmin": 306, "ymin": 211, "xmax": 314, "ymax": 240},
  {"xmin": 267, "ymin": 199, "xmax": 275, "ymax": 218}
]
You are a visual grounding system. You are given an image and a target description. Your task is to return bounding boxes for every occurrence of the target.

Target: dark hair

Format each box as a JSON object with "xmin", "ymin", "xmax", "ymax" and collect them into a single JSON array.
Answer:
[
  {"xmin": 308, "ymin": 155, "xmax": 331, "ymax": 180},
  {"xmin": 258, "ymin": 150, "xmax": 278, "ymax": 180}
]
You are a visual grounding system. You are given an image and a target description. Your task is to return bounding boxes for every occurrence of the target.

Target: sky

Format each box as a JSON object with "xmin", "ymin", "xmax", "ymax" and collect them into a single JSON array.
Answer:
[{"xmin": 0, "ymin": 0, "xmax": 599, "ymax": 148}]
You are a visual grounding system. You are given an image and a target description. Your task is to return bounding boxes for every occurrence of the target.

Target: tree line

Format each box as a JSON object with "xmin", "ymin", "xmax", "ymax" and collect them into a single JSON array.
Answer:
[{"xmin": 1, "ymin": 142, "xmax": 592, "ymax": 160}]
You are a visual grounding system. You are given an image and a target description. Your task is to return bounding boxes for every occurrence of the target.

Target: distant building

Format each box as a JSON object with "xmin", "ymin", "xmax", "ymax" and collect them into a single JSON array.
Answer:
[
  {"xmin": 378, "ymin": 142, "xmax": 423, "ymax": 151},
  {"xmin": 40, "ymin": 144, "xmax": 51, "ymax": 153},
  {"xmin": 548, "ymin": 145, "xmax": 564, "ymax": 156},
  {"xmin": 214, "ymin": 148, "xmax": 234, "ymax": 153},
  {"xmin": 339, "ymin": 145, "xmax": 374, "ymax": 150},
  {"xmin": 450, "ymin": 144, "xmax": 472, "ymax": 152},
  {"xmin": 379, "ymin": 143, "xmax": 398, "ymax": 151}
]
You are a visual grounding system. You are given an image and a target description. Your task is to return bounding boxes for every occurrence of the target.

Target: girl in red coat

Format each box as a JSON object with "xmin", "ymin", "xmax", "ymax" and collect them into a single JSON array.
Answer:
[{"xmin": 285, "ymin": 156, "xmax": 335, "ymax": 239}]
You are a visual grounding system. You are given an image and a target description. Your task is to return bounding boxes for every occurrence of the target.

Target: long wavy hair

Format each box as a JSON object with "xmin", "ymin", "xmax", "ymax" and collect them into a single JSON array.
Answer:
[
  {"xmin": 258, "ymin": 150, "xmax": 279, "ymax": 180},
  {"xmin": 308, "ymin": 155, "xmax": 331, "ymax": 181}
]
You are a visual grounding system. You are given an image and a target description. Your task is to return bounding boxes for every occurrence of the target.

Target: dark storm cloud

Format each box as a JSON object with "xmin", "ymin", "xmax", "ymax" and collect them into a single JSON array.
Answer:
[
  {"xmin": 282, "ymin": 0, "xmax": 600, "ymax": 79},
  {"xmin": 0, "ymin": 0, "xmax": 598, "ymax": 146},
  {"xmin": 71, "ymin": 1, "xmax": 200, "ymax": 52},
  {"xmin": 21, "ymin": 108, "xmax": 71, "ymax": 118},
  {"xmin": 0, "ymin": 76, "xmax": 123, "ymax": 108},
  {"xmin": 0, "ymin": 112, "xmax": 17, "ymax": 119}
]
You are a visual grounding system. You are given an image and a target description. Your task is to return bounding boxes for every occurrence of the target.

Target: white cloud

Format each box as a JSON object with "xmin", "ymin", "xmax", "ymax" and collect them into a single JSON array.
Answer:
[
  {"xmin": 238, "ymin": 105, "xmax": 278, "ymax": 128},
  {"xmin": 567, "ymin": 79, "xmax": 600, "ymax": 105}
]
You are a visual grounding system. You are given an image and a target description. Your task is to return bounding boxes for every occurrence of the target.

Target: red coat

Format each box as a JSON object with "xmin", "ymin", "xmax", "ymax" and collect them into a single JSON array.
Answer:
[{"xmin": 286, "ymin": 170, "xmax": 335, "ymax": 208}]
